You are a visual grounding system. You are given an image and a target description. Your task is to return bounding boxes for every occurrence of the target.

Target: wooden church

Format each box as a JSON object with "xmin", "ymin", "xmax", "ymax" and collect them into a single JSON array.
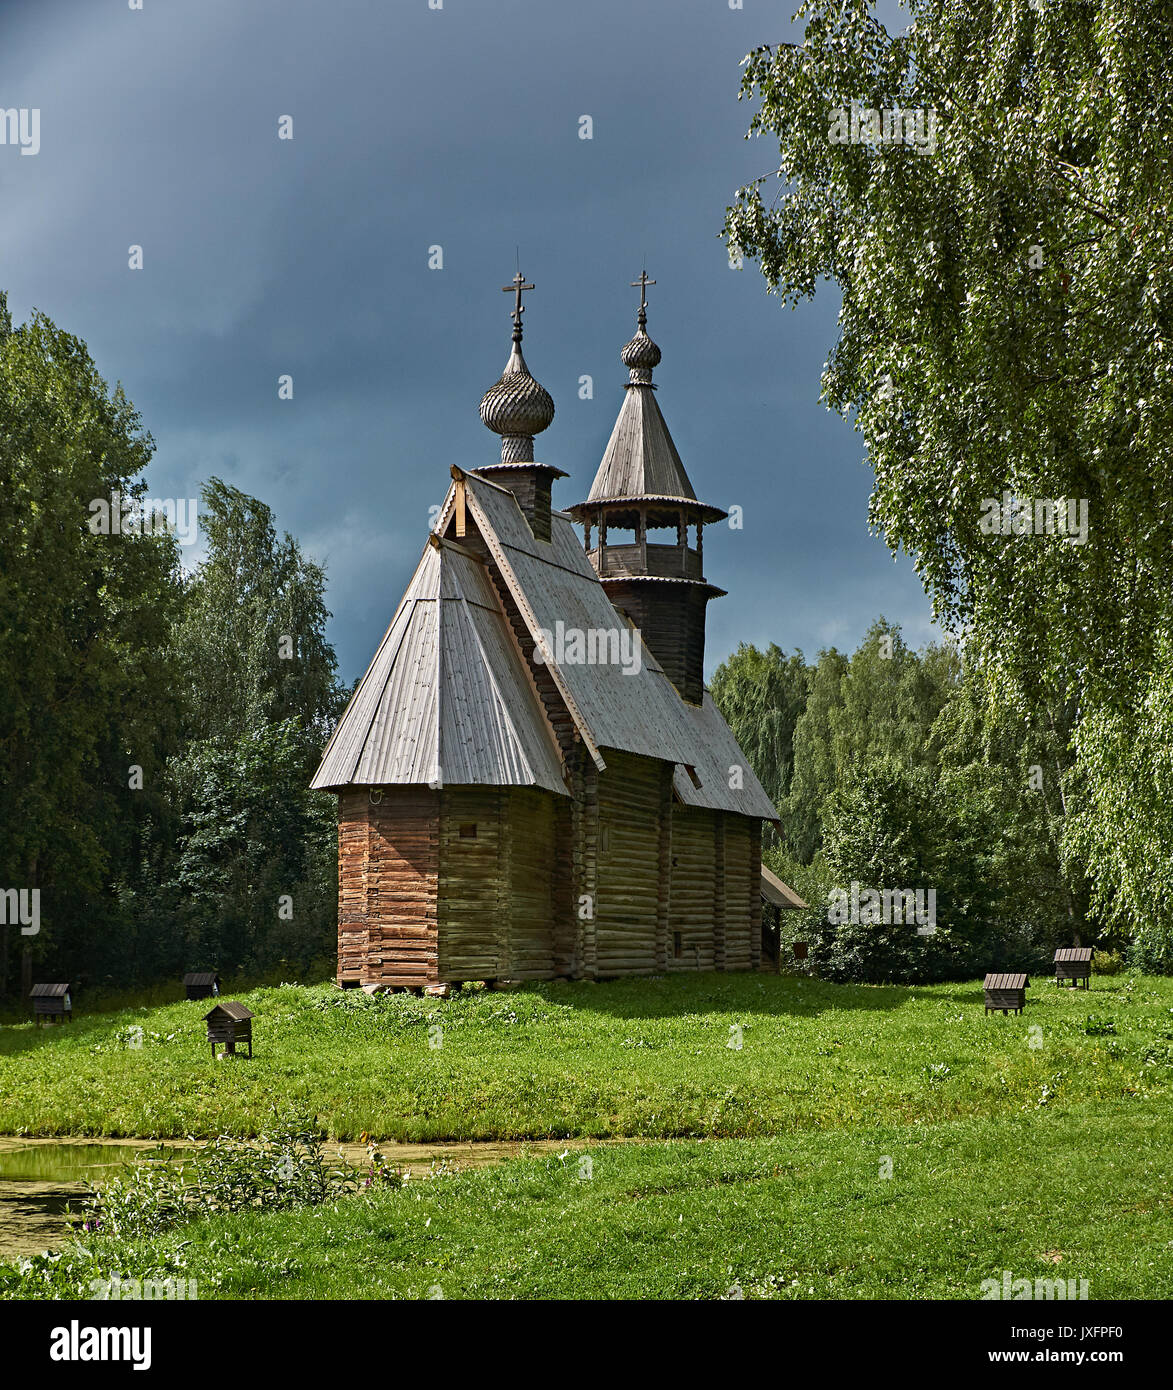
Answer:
[{"xmin": 311, "ymin": 273, "xmax": 778, "ymax": 990}]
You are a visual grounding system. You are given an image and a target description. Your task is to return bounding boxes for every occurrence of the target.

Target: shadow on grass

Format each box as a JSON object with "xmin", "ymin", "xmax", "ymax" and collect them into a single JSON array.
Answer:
[{"xmin": 527, "ymin": 972, "xmax": 919, "ymax": 1021}]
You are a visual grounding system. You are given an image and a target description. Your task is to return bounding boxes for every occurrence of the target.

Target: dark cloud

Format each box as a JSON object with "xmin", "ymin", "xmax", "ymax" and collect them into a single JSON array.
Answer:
[{"xmin": 1, "ymin": 0, "xmax": 936, "ymax": 680}]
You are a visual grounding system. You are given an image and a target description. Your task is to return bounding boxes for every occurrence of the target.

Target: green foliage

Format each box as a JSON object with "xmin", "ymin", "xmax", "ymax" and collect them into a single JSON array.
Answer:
[
  {"xmin": 1126, "ymin": 936, "xmax": 1173, "ymax": 977},
  {"xmin": 726, "ymin": 0, "xmax": 1173, "ymax": 952},
  {"xmin": 710, "ymin": 642, "xmax": 808, "ymax": 811},
  {"xmin": 719, "ymin": 619, "xmax": 1090, "ymax": 978},
  {"xmin": 1065, "ymin": 629, "xmax": 1173, "ymax": 947},
  {"xmin": 812, "ymin": 733, "xmax": 1085, "ymax": 983},
  {"xmin": 172, "ymin": 478, "xmax": 342, "ymax": 746},
  {"xmin": 82, "ymin": 1118, "xmax": 377, "ymax": 1240},
  {"xmin": 166, "ymin": 719, "xmax": 338, "ymax": 974},
  {"xmin": 148, "ymin": 479, "xmax": 346, "ymax": 978},
  {"xmin": 1092, "ymin": 950, "xmax": 1125, "ymax": 977},
  {"xmin": 814, "ymin": 760, "xmax": 1012, "ymax": 982},
  {"xmin": 785, "ymin": 621, "xmax": 958, "ymax": 860},
  {"xmin": 0, "ymin": 304, "xmax": 184, "ymax": 991},
  {"xmin": 0, "ymin": 300, "xmax": 346, "ymax": 992}
]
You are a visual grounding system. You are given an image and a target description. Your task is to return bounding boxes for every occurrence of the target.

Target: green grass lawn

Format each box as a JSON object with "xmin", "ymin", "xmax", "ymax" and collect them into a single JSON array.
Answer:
[
  {"xmin": 1, "ymin": 974, "xmax": 1170, "ymax": 1142},
  {"xmin": 7, "ymin": 1100, "xmax": 1170, "ymax": 1300},
  {"xmin": 3, "ymin": 972, "xmax": 1170, "ymax": 1300}
]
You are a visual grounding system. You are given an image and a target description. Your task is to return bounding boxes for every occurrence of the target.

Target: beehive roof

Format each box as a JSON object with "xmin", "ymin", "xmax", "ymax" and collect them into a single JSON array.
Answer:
[
  {"xmin": 984, "ymin": 973, "xmax": 1029, "ymax": 989},
  {"xmin": 204, "ymin": 1001, "xmax": 253, "ymax": 1022}
]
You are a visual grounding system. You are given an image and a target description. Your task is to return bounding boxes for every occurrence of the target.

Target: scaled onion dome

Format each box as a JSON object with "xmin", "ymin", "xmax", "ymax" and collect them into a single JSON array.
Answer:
[
  {"xmin": 479, "ymin": 321, "xmax": 555, "ymax": 463},
  {"xmin": 621, "ymin": 303, "xmax": 662, "ymax": 385}
]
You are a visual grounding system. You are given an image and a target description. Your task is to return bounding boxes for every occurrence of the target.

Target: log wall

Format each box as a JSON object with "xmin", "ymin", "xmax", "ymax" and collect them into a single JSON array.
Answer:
[
  {"xmin": 503, "ymin": 787, "xmax": 557, "ymax": 979},
  {"xmin": 722, "ymin": 813, "xmax": 754, "ymax": 972},
  {"xmin": 595, "ymin": 750, "xmax": 662, "ymax": 975},
  {"xmin": 337, "ymin": 788, "xmax": 440, "ymax": 987},
  {"xmin": 335, "ymin": 770, "xmax": 763, "ymax": 985},
  {"xmin": 667, "ymin": 805, "xmax": 717, "ymax": 971},
  {"xmin": 437, "ymin": 787, "xmax": 504, "ymax": 980}
]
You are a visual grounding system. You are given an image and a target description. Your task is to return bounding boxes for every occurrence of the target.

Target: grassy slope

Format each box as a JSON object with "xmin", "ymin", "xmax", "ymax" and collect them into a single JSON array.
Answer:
[
  {"xmin": 3, "ymin": 974, "xmax": 1171, "ymax": 1299},
  {"xmin": 22, "ymin": 1101, "xmax": 1172, "ymax": 1300},
  {"xmin": 1, "ymin": 974, "xmax": 1170, "ymax": 1141}
]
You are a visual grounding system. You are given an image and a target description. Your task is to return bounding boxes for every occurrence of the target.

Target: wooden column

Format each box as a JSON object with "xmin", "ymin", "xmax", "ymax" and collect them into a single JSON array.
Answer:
[
  {"xmin": 713, "ymin": 815, "xmax": 726, "ymax": 971},
  {"xmin": 576, "ymin": 759, "xmax": 600, "ymax": 979},
  {"xmin": 655, "ymin": 764, "xmax": 673, "ymax": 971},
  {"xmin": 495, "ymin": 790, "xmax": 511, "ymax": 978},
  {"xmin": 749, "ymin": 819, "xmax": 762, "ymax": 971}
]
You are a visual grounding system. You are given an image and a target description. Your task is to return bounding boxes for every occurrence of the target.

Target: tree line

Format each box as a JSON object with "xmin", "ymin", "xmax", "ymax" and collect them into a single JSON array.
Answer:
[
  {"xmin": 0, "ymin": 295, "xmax": 345, "ymax": 1002},
  {"xmin": 722, "ymin": 0, "xmax": 1173, "ymax": 977},
  {"xmin": 712, "ymin": 624, "xmax": 1169, "ymax": 982}
]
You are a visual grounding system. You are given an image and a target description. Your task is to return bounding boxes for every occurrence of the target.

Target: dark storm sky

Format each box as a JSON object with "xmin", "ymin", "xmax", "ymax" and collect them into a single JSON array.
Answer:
[{"xmin": 0, "ymin": 0, "xmax": 933, "ymax": 683}]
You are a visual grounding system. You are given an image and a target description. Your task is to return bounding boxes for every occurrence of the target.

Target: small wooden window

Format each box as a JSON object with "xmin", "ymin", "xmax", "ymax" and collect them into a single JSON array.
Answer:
[
  {"xmin": 459, "ymin": 823, "xmax": 478, "ymax": 839},
  {"xmin": 600, "ymin": 824, "xmax": 611, "ymax": 853},
  {"xmin": 673, "ymin": 932, "xmax": 682, "ymax": 959}
]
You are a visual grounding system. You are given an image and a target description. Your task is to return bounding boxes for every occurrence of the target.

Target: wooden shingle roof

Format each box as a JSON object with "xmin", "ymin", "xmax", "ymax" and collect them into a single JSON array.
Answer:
[
  {"xmin": 984, "ymin": 973, "xmax": 1029, "ymax": 989},
  {"xmin": 587, "ymin": 384, "xmax": 698, "ymax": 505},
  {"xmin": 314, "ymin": 470, "xmax": 777, "ymax": 823},
  {"xmin": 30, "ymin": 982, "xmax": 69, "ymax": 997},
  {"xmin": 183, "ymin": 971, "xmax": 220, "ymax": 987},
  {"xmin": 204, "ymin": 1001, "xmax": 253, "ymax": 1022},
  {"xmin": 311, "ymin": 530, "xmax": 567, "ymax": 797},
  {"xmin": 760, "ymin": 865, "xmax": 808, "ymax": 909},
  {"xmin": 1054, "ymin": 947, "xmax": 1093, "ymax": 962}
]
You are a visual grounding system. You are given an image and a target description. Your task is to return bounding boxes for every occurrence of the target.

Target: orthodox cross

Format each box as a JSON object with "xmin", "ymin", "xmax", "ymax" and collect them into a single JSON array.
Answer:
[
  {"xmin": 631, "ymin": 269, "xmax": 656, "ymax": 326},
  {"xmin": 503, "ymin": 271, "xmax": 535, "ymax": 330}
]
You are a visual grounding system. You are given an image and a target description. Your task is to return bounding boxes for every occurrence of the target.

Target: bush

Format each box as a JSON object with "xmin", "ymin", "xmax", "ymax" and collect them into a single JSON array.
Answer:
[
  {"xmin": 1092, "ymin": 949, "xmax": 1126, "ymax": 976},
  {"xmin": 80, "ymin": 1116, "xmax": 401, "ymax": 1239},
  {"xmin": 1125, "ymin": 937, "xmax": 1173, "ymax": 975}
]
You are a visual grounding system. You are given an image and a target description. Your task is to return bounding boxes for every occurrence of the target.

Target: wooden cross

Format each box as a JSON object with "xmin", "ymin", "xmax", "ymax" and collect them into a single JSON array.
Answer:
[
  {"xmin": 631, "ymin": 269, "xmax": 656, "ymax": 312},
  {"xmin": 503, "ymin": 271, "xmax": 534, "ymax": 327}
]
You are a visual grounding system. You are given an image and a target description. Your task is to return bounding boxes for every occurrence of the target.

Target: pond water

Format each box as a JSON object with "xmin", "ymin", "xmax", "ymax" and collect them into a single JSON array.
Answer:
[
  {"xmin": 0, "ymin": 1135, "xmax": 604, "ymax": 1261},
  {"xmin": 0, "ymin": 1139, "xmax": 191, "ymax": 1261}
]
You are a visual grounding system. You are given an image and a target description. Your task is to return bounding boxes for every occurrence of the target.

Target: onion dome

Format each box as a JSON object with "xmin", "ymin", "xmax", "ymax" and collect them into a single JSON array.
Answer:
[
  {"xmin": 621, "ymin": 301, "xmax": 662, "ymax": 385},
  {"xmin": 479, "ymin": 272, "xmax": 555, "ymax": 463}
]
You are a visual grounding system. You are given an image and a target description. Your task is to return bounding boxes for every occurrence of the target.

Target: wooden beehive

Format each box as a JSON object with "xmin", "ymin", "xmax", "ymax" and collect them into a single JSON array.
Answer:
[
  {"xmin": 183, "ymin": 971, "xmax": 221, "ymax": 1000},
  {"xmin": 30, "ymin": 982, "xmax": 72, "ymax": 1023},
  {"xmin": 203, "ymin": 1001, "xmax": 254, "ymax": 1059},
  {"xmin": 984, "ymin": 972, "xmax": 1029, "ymax": 1015},
  {"xmin": 1054, "ymin": 947, "xmax": 1092, "ymax": 988}
]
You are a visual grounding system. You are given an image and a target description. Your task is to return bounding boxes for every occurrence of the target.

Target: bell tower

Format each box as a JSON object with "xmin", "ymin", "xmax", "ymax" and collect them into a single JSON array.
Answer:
[{"xmin": 567, "ymin": 274, "xmax": 726, "ymax": 704}]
